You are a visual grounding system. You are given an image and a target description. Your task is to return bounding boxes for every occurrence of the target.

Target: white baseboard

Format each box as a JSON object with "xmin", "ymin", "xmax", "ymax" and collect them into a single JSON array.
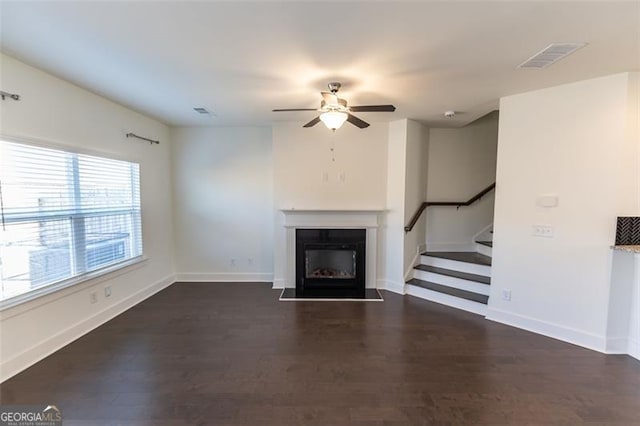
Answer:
[
  {"xmin": 175, "ymin": 272, "xmax": 273, "ymax": 282},
  {"xmin": 404, "ymin": 251, "xmax": 421, "ymax": 281},
  {"xmin": 605, "ymin": 337, "xmax": 630, "ymax": 354},
  {"xmin": 377, "ymin": 279, "xmax": 406, "ymax": 295},
  {"xmin": 1, "ymin": 274, "xmax": 176, "ymax": 383},
  {"xmin": 629, "ymin": 337, "xmax": 640, "ymax": 361},
  {"xmin": 601, "ymin": 336, "xmax": 639, "ymax": 359},
  {"xmin": 272, "ymin": 279, "xmax": 285, "ymax": 289},
  {"xmin": 472, "ymin": 223, "xmax": 494, "ymax": 244},
  {"xmin": 475, "ymin": 243, "xmax": 492, "ymax": 257},
  {"xmin": 425, "ymin": 243, "xmax": 476, "ymax": 252},
  {"xmin": 485, "ymin": 307, "xmax": 607, "ymax": 353}
]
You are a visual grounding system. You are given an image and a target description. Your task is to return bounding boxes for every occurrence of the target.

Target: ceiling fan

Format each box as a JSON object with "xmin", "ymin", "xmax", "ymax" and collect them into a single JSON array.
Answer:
[{"xmin": 272, "ymin": 82, "xmax": 396, "ymax": 130}]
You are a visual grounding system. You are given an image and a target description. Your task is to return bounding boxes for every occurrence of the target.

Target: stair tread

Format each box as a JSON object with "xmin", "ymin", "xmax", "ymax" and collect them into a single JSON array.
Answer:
[
  {"xmin": 407, "ymin": 278, "xmax": 489, "ymax": 304},
  {"xmin": 422, "ymin": 251, "xmax": 492, "ymax": 266},
  {"xmin": 476, "ymin": 240, "xmax": 493, "ymax": 248},
  {"xmin": 414, "ymin": 264, "xmax": 490, "ymax": 285}
]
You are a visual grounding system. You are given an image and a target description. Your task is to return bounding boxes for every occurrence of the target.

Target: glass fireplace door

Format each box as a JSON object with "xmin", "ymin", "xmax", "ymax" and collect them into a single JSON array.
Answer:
[{"xmin": 305, "ymin": 247, "xmax": 356, "ymax": 279}]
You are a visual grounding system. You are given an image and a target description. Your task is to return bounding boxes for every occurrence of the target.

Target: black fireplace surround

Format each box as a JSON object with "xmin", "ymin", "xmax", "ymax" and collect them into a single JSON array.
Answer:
[{"xmin": 295, "ymin": 228, "xmax": 366, "ymax": 298}]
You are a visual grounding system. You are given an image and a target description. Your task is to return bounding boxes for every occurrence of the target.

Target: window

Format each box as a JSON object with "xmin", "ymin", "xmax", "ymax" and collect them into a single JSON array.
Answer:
[{"xmin": 0, "ymin": 139, "xmax": 143, "ymax": 303}]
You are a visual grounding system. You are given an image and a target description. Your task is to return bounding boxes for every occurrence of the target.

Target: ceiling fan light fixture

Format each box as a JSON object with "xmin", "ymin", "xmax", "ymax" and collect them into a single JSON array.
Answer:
[{"xmin": 319, "ymin": 111, "xmax": 348, "ymax": 130}]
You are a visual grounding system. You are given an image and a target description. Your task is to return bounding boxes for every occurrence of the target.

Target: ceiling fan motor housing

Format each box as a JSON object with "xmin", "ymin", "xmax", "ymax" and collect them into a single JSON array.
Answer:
[
  {"xmin": 321, "ymin": 98, "xmax": 347, "ymax": 111},
  {"xmin": 327, "ymin": 82, "xmax": 341, "ymax": 93}
]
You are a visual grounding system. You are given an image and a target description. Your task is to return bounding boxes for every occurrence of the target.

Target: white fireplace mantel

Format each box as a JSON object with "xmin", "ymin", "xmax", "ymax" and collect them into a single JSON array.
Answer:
[{"xmin": 279, "ymin": 209, "xmax": 383, "ymax": 289}]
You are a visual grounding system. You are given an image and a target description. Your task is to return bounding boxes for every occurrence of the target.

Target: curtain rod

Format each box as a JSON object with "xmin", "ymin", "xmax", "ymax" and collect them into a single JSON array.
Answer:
[
  {"xmin": 1, "ymin": 91, "xmax": 21, "ymax": 101},
  {"xmin": 126, "ymin": 132, "xmax": 159, "ymax": 145}
]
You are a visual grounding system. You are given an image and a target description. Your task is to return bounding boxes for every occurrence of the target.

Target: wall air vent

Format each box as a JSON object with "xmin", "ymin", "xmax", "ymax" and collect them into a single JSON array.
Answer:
[{"xmin": 518, "ymin": 43, "xmax": 586, "ymax": 69}]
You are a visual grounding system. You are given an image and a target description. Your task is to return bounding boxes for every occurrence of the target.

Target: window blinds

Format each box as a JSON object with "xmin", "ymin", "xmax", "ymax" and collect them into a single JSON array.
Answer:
[{"xmin": 0, "ymin": 140, "xmax": 143, "ymax": 302}]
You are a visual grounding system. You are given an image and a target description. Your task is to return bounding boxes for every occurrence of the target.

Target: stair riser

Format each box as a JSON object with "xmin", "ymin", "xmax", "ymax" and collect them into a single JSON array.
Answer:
[
  {"xmin": 412, "ymin": 270, "xmax": 490, "ymax": 296},
  {"xmin": 475, "ymin": 243, "xmax": 493, "ymax": 257},
  {"xmin": 406, "ymin": 285, "xmax": 488, "ymax": 316},
  {"xmin": 420, "ymin": 256, "xmax": 492, "ymax": 276}
]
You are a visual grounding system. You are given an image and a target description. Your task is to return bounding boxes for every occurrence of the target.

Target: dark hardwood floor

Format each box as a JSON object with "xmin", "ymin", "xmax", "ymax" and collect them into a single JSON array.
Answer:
[{"xmin": 1, "ymin": 283, "xmax": 639, "ymax": 425}]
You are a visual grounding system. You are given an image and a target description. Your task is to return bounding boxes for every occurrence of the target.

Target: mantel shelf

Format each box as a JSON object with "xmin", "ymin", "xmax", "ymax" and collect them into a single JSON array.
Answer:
[{"xmin": 280, "ymin": 208, "xmax": 386, "ymax": 213}]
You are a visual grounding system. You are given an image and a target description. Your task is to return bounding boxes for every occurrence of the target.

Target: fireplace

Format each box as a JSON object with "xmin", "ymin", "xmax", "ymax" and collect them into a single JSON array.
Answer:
[{"xmin": 296, "ymin": 228, "xmax": 366, "ymax": 298}]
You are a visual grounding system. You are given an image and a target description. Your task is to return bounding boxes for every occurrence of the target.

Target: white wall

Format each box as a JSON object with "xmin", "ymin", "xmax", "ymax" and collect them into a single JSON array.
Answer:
[
  {"xmin": 487, "ymin": 73, "xmax": 639, "ymax": 353},
  {"xmin": 382, "ymin": 120, "xmax": 409, "ymax": 293},
  {"xmin": 0, "ymin": 54, "xmax": 175, "ymax": 381},
  {"xmin": 426, "ymin": 112, "xmax": 498, "ymax": 250},
  {"xmin": 272, "ymin": 122, "xmax": 388, "ymax": 210},
  {"xmin": 171, "ymin": 127, "xmax": 273, "ymax": 281},
  {"xmin": 403, "ymin": 120, "xmax": 430, "ymax": 276},
  {"xmin": 629, "ymin": 254, "xmax": 640, "ymax": 359},
  {"xmin": 271, "ymin": 121, "xmax": 389, "ymax": 288},
  {"xmin": 379, "ymin": 119, "xmax": 430, "ymax": 291},
  {"xmin": 607, "ymin": 251, "xmax": 640, "ymax": 358}
]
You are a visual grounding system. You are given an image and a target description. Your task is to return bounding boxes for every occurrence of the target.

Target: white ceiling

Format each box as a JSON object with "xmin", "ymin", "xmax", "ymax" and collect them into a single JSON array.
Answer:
[{"xmin": 1, "ymin": 1, "xmax": 638, "ymax": 128}]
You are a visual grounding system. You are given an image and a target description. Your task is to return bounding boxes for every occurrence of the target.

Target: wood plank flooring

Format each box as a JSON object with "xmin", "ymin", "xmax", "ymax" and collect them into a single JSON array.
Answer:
[{"xmin": 1, "ymin": 282, "xmax": 639, "ymax": 425}]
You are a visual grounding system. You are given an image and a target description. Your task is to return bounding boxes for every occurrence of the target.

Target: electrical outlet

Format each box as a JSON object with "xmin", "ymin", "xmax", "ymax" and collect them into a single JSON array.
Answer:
[
  {"xmin": 339, "ymin": 172, "xmax": 346, "ymax": 183},
  {"xmin": 533, "ymin": 225, "xmax": 554, "ymax": 238},
  {"xmin": 230, "ymin": 258, "xmax": 236, "ymax": 267},
  {"xmin": 90, "ymin": 292, "xmax": 98, "ymax": 304},
  {"xmin": 321, "ymin": 172, "xmax": 328, "ymax": 182},
  {"xmin": 104, "ymin": 286, "xmax": 112, "ymax": 298},
  {"xmin": 502, "ymin": 289, "xmax": 512, "ymax": 301},
  {"xmin": 248, "ymin": 258, "xmax": 253, "ymax": 266}
]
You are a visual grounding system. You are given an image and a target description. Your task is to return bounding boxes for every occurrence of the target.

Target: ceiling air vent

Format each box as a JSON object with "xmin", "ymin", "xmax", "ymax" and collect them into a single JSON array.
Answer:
[
  {"xmin": 193, "ymin": 107, "xmax": 211, "ymax": 114},
  {"xmin": 518, "ymin": 43, "xmax": 586, "ymax": 69}
]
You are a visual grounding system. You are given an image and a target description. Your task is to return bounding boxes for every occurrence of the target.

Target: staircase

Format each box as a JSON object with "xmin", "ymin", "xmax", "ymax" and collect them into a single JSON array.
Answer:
[{"xmin": 406, "ymin": 241, "xmax": 492, "ymax": 315}]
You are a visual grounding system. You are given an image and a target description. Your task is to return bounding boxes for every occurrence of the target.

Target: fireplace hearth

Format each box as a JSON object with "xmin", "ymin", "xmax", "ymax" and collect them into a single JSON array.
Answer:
[{"xmin": 295, "ymin": 228, "xmax": 366, "ymax": 298}]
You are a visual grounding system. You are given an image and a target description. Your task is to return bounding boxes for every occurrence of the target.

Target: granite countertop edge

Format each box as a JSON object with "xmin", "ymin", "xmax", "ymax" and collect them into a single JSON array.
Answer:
[{"xmin": 611, "ymin": 245, "xmax": 640, "ymax": 253}]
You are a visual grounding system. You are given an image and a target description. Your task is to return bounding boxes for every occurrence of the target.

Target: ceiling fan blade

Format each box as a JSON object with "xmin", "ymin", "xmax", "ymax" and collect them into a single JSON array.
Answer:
[
  {"xmin": 347, "ymin": 114, "xmax": 370, "ymax": 129},
  {"xmin": 303, "ymin": 117, "xmax": 321, "ymax": 128},
  {"xmin": 321, "ymin": 91, "xmax": 339, "ymax": 105},
  {"xmin": 349, "ymin": 105, "xmax": 396, "ymax": 112},
  {"xmin": 272, "ymin": 108, "xmax": 318, "ymax": 112}
]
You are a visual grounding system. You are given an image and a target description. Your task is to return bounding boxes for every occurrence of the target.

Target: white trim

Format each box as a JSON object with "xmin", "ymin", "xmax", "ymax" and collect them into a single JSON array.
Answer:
[
  {"xmin": 281, "ymin": 209, "xmax": 382, "ymax": 228},
  {"xmin": 420, "ymin": 255, "xmax": 492, "ymax": 276},
  {"xmin": 424, "ymin": 243, "xmax": 476, "ymax": 252},
  {"xmin": 1, "ymin": 256, "xmax": 148, "ymax": 317},
  {"xmin": 412, "ymin": 269, "xmax": 490, "ymax": 296},
  {"xmin": 485, "ymin": 307, "xmax": 607, "ymax": 353},
  {"xmin": 404, "ymin": 251, "xmax": 421, "ymax": 282},
  {"xmin": 279, "ymin": 289, "xmax": 384, "ymax": 302},
  {"xmin": 406, "ymin": 284, "xmax": 487, "ymax": 316},
  {"xmin": 279, "ymin": 297, "xmax": 383, "ymax": 302},
  {"xmin": 629, "ymin": 337, "xmax": 640, "ymax": 360},
  {"xmin": 378, "ymin": 279, "xmax": 406, "ymax": 295},
  {"xmin": 472, "ymin": 223, "xmax": 494, "ymax": 244},
  {"xmin": 0, "ymin": 274, "xmax": 175, "ymax": 383},
  {"xmin": 272, "ymin": 279, "xmax": 285, "ymax": 289},
  {"xmin": 475, "ymin": 243, "xmax": 493, "ymax": 257},
  {"xmin": 605, "ymin": 337, "xmax": 630, "ymax": 354},
  {"xmin": 175, "ymin": 272, "xmax": 273, "ymax": 282}
]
